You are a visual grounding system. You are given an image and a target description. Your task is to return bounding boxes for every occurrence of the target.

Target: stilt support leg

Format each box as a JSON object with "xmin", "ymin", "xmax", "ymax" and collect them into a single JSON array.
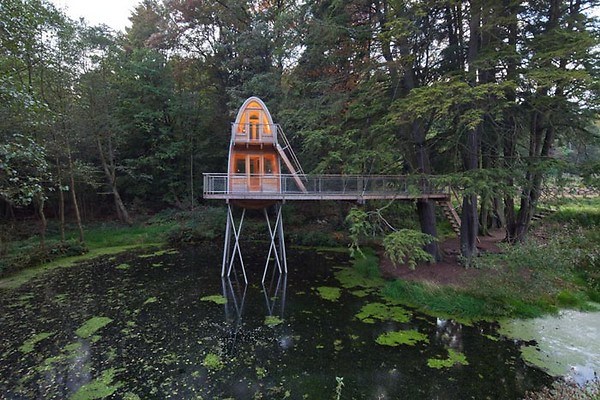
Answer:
[
  {"xmin": 221, "ymin": 205, "xmax": 248, "ymax": 284},
  {"xmin": 262, "ymin": 203, "xmax": 288, "ymax": 283}
]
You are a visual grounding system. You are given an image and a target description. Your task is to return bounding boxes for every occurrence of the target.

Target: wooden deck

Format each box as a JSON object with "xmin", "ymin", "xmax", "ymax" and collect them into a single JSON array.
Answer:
[{"xmin": 203, "ymin": 173, "xmax": 450, "ymax": 202}]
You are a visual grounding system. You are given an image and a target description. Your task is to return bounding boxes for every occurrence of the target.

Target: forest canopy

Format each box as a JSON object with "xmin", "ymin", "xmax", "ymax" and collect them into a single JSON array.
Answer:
[{"xmin": 1, "ymin": 0, "xmax": 599, "ymax": 258}]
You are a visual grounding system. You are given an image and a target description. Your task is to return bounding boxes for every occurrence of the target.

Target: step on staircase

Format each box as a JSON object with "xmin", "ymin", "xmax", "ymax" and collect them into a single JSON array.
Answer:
[
  {"xmin": 440, "ymin": 201, "xmax": 461, "ymax": 235},
  {"xmin": 531, "ymin": 207, "xmax": 556, "ymax": 222}
]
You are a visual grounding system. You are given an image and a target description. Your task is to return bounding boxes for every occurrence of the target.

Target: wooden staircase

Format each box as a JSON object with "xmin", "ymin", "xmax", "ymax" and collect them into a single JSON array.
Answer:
[
  {"xmin": 440, "ymin": 201, "xmax": 461, "ymax": 235},
  {"xmin": 531, "ymin": 207, "xmax": 556, "ymax": 222}
]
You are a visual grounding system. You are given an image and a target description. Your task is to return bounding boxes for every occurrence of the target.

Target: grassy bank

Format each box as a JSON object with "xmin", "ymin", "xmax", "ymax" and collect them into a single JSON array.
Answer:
[
  {"xmin": 0, "ymin": 214, "xmax": 180, "ymax": 287},
  {"xmin": 378, "ymin": 197, "xmax": 600, "ymax": 320}
]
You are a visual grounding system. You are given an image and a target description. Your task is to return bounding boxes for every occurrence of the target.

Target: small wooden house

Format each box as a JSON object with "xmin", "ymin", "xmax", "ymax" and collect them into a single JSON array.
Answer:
[{"xmin": 228, "ymin": 97, "xmax": 281, "ymax": 195}]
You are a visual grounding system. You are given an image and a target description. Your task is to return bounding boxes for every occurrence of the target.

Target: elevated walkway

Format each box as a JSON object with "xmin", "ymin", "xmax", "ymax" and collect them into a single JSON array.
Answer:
[{"xmin": 203, "ymin": 173, "xmax": 450, "ymax": 202}]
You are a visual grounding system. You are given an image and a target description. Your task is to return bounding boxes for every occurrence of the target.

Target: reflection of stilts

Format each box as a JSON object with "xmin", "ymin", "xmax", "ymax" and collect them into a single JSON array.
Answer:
[
  {"xmin": 221, "ymin": 276, "xmax": 247, "ymax": 324},
  {"xmin": 221, "ymin": 277, "xmax": 247, "ymax": 352},
  {"xmin": 262, "ymin": 272, "xmax": 287, "ymax": 319},
  {"xmin": 222, "ymin": 203, "xmax": 287, "ymax": 284}
]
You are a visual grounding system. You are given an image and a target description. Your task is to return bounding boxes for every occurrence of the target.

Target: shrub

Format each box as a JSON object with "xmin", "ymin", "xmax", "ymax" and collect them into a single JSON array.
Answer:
[{"xmin": 383, "ymin": 229, "xmax": 437, "ymax": 270}]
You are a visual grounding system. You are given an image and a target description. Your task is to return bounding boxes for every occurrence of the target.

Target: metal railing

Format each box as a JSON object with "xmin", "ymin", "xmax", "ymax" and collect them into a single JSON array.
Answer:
[{"xmin": 203, "ymin": 173, "xmax": 449, "ymax": 201}]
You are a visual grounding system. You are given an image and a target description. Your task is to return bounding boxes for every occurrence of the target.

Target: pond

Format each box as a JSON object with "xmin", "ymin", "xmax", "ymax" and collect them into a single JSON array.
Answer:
[{"xmin": 0, "ymin": 244, "xmax": 552, "ymax": 399}]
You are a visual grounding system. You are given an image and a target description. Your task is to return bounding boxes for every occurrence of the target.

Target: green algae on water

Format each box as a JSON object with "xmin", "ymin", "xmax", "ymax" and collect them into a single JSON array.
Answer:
[
  {"xmin": 200, "ymin": 294, "xmax": 227, "ymax": 305},
  {"xmin": 265, "ymin": 315, "xmax": 283, "ymax": 327},
  {"xmin": 116, "ymin": 263, "xmax": 130, "ymax": 270},
  {"xmin": 316, "ymin": 286, "xmax": 341, "ymax": 302},
  {"xmin": 75, "ymin": 317, "xmax": 113, "ymax": 339},
  {"xmin": 203, "ymin": 353, "xmax": 224, "ymax": 371},
  {"xmin": 70, "ymin": 368, "xmax": 123, "ymax": 400},
  {"xmin": 19, "ymin": 332, "xmax": 54, "ymax": 354},
  {"xmin": 334, "ymin": 267, "xmax": 384, "ymax": 290},
  {"xmin": 375, "ymin": 330, "xmax": 429, "ymax": 347},
  {"xmin": 427, "ymin": 348, "xmax": 469, "ymax": 369},
  {"xmin": 356, "ymin": 302, "xmax": 411, "ymax": 324},
  {"xmin": 143, "ymin": 297, "xmax": 158, "ymax": 305}
]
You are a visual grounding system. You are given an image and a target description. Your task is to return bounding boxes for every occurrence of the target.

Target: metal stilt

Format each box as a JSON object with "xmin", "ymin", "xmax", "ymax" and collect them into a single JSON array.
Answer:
[
  {"xmin": 223, "ymin": 205, "xmax": 248, "ymax": 284},
  {"xmin": 221, "ymin": 204, "xmax": 232, "ymax": 277},
  {"xmin": 262, "ymin": 204, "xmax": 287, "ymax": 283},
  {"xmin": 277, "ymin": 204, "xmax": 288, "ymax": 274}
]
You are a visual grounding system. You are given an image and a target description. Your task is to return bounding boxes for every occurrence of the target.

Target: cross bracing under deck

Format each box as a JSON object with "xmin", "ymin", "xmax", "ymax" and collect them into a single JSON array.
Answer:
[{"xmin": 203, "ymin": 173, "xmax": 451, "ymax": 202}]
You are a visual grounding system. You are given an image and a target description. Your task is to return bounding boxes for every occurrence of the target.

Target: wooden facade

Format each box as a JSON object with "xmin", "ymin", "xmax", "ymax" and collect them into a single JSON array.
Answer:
[{"xmin": 228, "ymin": 97, "xmax": 282, "ymax": 208}]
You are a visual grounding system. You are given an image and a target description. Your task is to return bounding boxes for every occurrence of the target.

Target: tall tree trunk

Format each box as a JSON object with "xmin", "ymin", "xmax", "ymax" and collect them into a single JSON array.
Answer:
[
  {"xmin": 66, "ymin": 143, "xmax": 84, "ymax": 243},
  {"xmin": 36, "ymin": 195, "xmax": 47, "ymax": 252},
  {"xmin": 460, "ymin": 0, "xmax": 482, "ymax": 262},
  {"xmin": 56, "ymin": 158, "xmax": 65, "ymax": 242},
  {"xmin": 97, "ymin": 136, "xmax": 133, "ymax": 225}
]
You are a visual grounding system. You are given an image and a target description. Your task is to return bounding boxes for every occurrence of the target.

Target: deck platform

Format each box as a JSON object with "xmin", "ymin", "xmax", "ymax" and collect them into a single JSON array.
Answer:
[{"xmin": 203, "ymin": 173, "xmax": 450, "ymax": 202}]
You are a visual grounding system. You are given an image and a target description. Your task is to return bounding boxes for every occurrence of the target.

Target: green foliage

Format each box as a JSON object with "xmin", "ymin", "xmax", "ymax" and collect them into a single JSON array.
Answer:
[
  {"xmin": 345, "ymin": 208, "xmax": 372, "ymax": 257},
  {"xmin": 0, "ymin": 134, "xmax": 52, "ymax": 206},
  {"xmin": 383, "ymin": 229, "xmax": 437, "ymax": 269},
  {"xmin": 166, "ymin": 208, "xmax": 227, "ymax": 244},
  {"xmin": 0, "ymin": 239, "xmax": 88, "ymax": 277}
]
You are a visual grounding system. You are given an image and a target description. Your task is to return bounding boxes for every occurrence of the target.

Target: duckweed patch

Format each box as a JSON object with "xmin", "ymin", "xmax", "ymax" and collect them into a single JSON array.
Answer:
[
  {"xmin": 19, "ymin": 332, "xmax": 54, "ymax": 354},
  {"xmin": 264, "ymin": 315, "xmax": 283, "ymax": 327},
  {"xmin": 427, "ymin": 349, "xmax": 469, "ymax": 369},
  {"xmin": 143, "ymin": 297, "xmax": 157, "ymax": 305},
  {"xmin": 335, "ymin": 267, "xmax": 384, "ymax": 291},
  {"xmin": 116, "ymin": 263, "xmax": 130, "ymax": 270},
  {"xmin": 200, "ymin": 295, "xmax": 227, "ymax": 305},
  {"xmin": 138, "ymin": 249, "xmax": 179, "ymax": 258},
  {"xmin": 355, "ymin": 302, "xmax": 411, "ymax": 324},
  {"xmin": 75, "ymin": 317, "xmax": 113, "ymax": 339},
  {"xmin": 203, "ymin": 353, "xmax": 224, "ymax": 371},
  {"xmin": 375, "ymin": 330, "xmax": 429, "ymax": 347},
  {"xmin": 70, "ymin": 368, "xmax": 123, "ymax": 400},
  {"xmin": 316, "ymin": 286, "xmax": 341, "ymax": 302}
]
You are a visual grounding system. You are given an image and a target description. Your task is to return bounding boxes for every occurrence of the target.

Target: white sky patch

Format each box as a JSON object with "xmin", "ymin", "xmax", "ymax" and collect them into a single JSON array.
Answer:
[{"xmin": 50, "ymin": 0, "xmax": 142, "ymax": 31}]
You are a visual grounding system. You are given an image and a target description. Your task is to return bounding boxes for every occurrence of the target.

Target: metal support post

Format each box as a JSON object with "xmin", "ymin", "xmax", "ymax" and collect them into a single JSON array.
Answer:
[
  {"xmin": 222, "ymin": 205, "xmax": 248, "ymax": 284},
  {"xmin": 262, "ymin": 203, "xmax": 288, "ymax": 283}
]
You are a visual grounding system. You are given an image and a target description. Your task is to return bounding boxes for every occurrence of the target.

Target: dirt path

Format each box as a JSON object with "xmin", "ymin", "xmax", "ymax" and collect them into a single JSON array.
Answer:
[{"xmin": 379, "ymin": 229, "xmax": 505, "ymax": 288}]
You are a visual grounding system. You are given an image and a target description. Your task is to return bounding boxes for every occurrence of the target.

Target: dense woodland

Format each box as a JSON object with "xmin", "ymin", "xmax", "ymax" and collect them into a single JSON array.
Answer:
[{"xmin": 1, "ymin": 0, "xmax": 599, "ymax": 262}]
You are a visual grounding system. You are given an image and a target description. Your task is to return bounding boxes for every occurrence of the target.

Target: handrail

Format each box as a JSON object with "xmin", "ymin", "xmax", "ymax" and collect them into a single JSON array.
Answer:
[
  {"xmin": 203, "ymin": 173, "xmax": 450, "ymax": 200},
  {"xmin": 276, "ymin": 125, "xmax": 306, "ymax": 178}
]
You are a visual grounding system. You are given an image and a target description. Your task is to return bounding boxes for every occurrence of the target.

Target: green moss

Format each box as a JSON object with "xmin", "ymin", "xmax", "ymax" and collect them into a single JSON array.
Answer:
[
  {"xmin": 375, "ymin": 330, "xmax": 429, "ymax": 347},
  {"xmin": 427, "ymin": 348, "xmax": 469, "ymax": 369},
  {"xmin": 203, "ymin": 353, "xmax": 224, "ymax": 371},
  {"xmin": 75, "ymin": 317, "xmax": 113, "ymax": 339},
  {"xmin": 19, "ymin": 332, "xmax": 53, "ymax": 354},
  {"xmin": 70, "ymin": 368, "xmax": 123, "ymax": 400},
  {"xmin": 200, "ymin": 295, "xmax": 227, "ymax": 305},
  {"xmin": 355, "ymin": 302, "xmax": 411, "ymax": 324},
  {"xmin": 264, "ymin": 315, "xmax": 283, "ymax": 327},
  {"xmin": 316, "ymin": 286, "xmax": 341, "ymax": 302}
]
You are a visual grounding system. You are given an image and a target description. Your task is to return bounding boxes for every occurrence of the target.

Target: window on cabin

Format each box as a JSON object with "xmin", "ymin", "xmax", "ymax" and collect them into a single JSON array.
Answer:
[
  {"xmin": 235, "ymin": 158, "xmax": 245, "ymax": 174},
  {"xmin": 264, "ymin": 157, "xmax": 274, "ymax": 174}
]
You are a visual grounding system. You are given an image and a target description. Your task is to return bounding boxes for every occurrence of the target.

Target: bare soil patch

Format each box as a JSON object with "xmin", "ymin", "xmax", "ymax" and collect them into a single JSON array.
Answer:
[{"xmin": 379, "ymin": 229, "xmax": 505, "ymax": 289}]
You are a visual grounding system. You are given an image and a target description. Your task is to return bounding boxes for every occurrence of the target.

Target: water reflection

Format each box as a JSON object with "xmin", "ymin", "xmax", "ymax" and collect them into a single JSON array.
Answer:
[{"xmin": 262, "ymin": 272, "xmax": 287, "ymax": 320}]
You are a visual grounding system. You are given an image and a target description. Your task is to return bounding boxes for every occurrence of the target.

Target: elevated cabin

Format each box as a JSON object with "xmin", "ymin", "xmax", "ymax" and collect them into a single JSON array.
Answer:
[{"xmin": 229, "ymin": 97, "xmax": 281, "ymax": 197}]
